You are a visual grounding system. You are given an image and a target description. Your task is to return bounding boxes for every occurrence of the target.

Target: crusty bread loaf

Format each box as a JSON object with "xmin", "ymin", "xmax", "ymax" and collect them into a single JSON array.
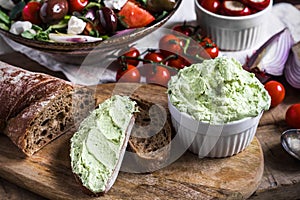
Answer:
[
  {"xmin": 0, "ymin": 61, "xmax": 95, "ymax": 156},
  {"xmin": 126, "ymin": 95, "xmax": 172, "ymax": 172}
]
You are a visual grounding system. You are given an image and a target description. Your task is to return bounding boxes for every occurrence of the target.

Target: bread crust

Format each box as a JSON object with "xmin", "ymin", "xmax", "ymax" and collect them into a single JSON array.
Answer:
[
  {"xmin": 0, "ymin": 62, "xmax": 62, "ymax": 129},
  {"xmin": 0, "ymin": 61, "xmax": 95, "ymax": 156}
]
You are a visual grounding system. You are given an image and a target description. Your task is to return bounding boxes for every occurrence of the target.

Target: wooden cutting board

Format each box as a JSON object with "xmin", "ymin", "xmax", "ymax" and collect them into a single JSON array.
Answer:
[{"xmin": 0, "ymin": 83, "xmax": 264, "ymax": 200}]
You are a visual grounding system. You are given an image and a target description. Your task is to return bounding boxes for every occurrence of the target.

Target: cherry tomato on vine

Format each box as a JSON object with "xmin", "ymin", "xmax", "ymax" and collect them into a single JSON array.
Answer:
[
  {"xmin": 264, "ymin": 80, "xmax": 285, "ymax": 107},
  {"xmin": 199, "ymin": 37, "xmax": 213, "ymax": 47},
  {"xmin": 172, "ymin": 24, "xmax": 193, "ymax": 36},
  {"xmin": 199, "ymin": 44, "xmax": 219, "ymax": 59},
  {"xmin": 22, "ymin": 1, "xmax": 42, "ymax": 25},
  {"xmin": 69, "ymin": 0, "xmax": 89, "ymax": 13},
  {"xmin": 143, "ymin": 51, "xmax": 164, "ymax": 64},
  {"xmin": 116, "ymin": 64, "xmax": 141, "ymax": 83},
  {"xmin": 199, "ymin": 0, "xmax": 221, "ymax": 13},
  {"xmin": 285, "ymin": 103, "xmax": 300, "ymax": 129},
  {"xmin": 118, "ymin": 47, "xmax": 140, "ymax": 66},
  {"xmin": 197, "ymin": 37, "xmax": 219, "ymax": 59},
  {"xmin": 164, "ymin": 55, "xmax": 189, "ymax": 70},
  {"xmin": 146, "ymin": 65, "xmax": 171, "ymax": 87},
  {"xmin": 140, "ymin": 51, "xmax": 165, "ymax": 76},
  {"xmin": 159, "ymin": 34, "xmax": 183, "ymax": 57}
]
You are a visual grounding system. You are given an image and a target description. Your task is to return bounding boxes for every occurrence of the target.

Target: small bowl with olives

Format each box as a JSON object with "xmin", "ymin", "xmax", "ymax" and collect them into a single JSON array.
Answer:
[
  {"xmin": 0, "ymin": 0, "xmax": 181, "ymax": 64},
  {"xmin": 194, "ymin": 0, "xmax": 273, "ymax": 51}
]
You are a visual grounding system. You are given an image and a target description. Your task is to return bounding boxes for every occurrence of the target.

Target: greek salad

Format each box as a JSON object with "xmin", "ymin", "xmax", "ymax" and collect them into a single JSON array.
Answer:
[{"xmin": 0, "ymin": 0, "xmax": 177, "ymax": 43}]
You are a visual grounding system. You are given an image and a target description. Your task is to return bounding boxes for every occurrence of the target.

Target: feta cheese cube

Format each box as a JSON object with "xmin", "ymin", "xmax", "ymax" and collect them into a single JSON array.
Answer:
[
  {"xmin": 67, "ymin": 16, "xmax": 87, "ymax": 35},
  {"xmin": 9, "ymin": 21, "xmax": 32, "ymax": 35},
  {"xmin": 104, "ymin": 0, "xmax": 127, "ymax": 10}
]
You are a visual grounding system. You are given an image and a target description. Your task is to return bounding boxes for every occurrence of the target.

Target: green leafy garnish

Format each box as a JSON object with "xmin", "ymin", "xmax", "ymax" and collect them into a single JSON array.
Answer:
[
  {"xmin": 0, "ymin": 23, "xmax": 9, "ymax": 31},
  {"xmin": 21, "ymin": 30, "xmax": 36, "ymax": 39},
  {"xmin": 0, "ymin": 9, "xmax": 10, "ymax": 25}
]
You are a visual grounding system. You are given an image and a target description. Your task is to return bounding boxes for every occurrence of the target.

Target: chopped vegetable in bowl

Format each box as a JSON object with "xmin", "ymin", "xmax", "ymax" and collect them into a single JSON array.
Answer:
[{"xmin": 0, "ymin": 0, "xmax": 178, "ymax": 43}]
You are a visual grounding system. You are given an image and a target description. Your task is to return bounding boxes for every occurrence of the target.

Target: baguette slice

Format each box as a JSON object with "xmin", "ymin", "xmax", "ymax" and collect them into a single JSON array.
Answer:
[
  {"xmin": 125, "ymin": 96, "xmax": 172, "ymax": 172},
  {"xmin": 70, "ymin": 95, "xmax": 137, "ymax": 195},
  {"xmin": 0, "ymin": 62, "xmax": 59, "ymax": 129},
  {"xmin": 0, "ymin": 61, "xmax": 95, "ymax": 156}
]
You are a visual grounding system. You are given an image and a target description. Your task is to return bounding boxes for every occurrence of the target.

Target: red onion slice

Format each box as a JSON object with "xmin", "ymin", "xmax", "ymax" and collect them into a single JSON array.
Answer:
[
  {"xmin": 285, "ymin": 44, "xmax": 300, "ymax": 89},
  {"xmin": 244, "ymin": 28, "xmax": 294, "ymax": 76}
]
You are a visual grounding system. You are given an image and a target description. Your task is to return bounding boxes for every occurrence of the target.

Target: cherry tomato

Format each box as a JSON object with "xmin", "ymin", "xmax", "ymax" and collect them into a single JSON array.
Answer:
[
  {"xmin": 118, "ymin": 47, "xmax": 140, "ymax": 66},
  {"xmin": 172, "ymin": 24, "xmax": 193, "ymax": 36},
  {"xmin": 199, "ymin": 45, "xmax": 219, "ymax": 59},
  {"xmin": 22, "ymin": 1, "xmax": 42, "ymax": 25},
  {"xmin": 146, "ymin": 65, "xmax": 171, "ymax": 87},
  {"xmin": 199, "ymin": 37, "xmax": 213, "ymax": 47},
  {"xmin": 69, "ymin": 0, "xmax": 89, "ymax": 13},
  {"xmin": 143, "ymin": 51, "xmax": 164, "ymax": 64},
  {"xmin": 242, "ymin": 0, "xmax": 270, "ymax": 11},
  {"xmin": 164, "ymin": 55, "xmax": 188, "ymax": 70},
  {"xmin": 200, "ymin": 0, "xmax": 221, "ymax": 13},
  {"xmin": 159, "ymin": 34, "xmax": 183, "ymax": 57},
  {"xmin": 197, "ymin": 37, "xmax": 219, "ymax": 59},
  {"xmin": 264, "ymin": 80, "xmax": 285, "ymax": 107},
  {"xmin": 140, "ymin": 51, "xmax": 165, "ymax": 76},
  {"xmin": 116, "ymin": 64, "xmax": 141, "ymax": 83},
  {"xmin": 285, "ymin": 104, "xmax": 300, "ymax": 129},
  {"xmin": 222, "ymin": 1, "xmax": 252, "ymax": 16}
]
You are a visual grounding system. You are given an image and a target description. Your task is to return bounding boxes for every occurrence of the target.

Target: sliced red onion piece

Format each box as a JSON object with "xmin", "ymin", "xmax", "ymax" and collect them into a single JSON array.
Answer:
[
  {"xmin": 49, "ymin": 33, "xmax": 103, "ymax": 43},
  {"xmin": 244, "ymin": 28, "xmax": 294, "ymax": 76},
  {"xmin": 285, "ymin": 44, "xmax": 300, "ymax": 89},
  {"xmin": 114, "ymin": 28, "xmax": 137, "ymax": 36}
]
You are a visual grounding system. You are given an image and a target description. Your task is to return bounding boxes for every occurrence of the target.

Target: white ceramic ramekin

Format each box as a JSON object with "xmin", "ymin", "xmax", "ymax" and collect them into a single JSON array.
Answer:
[
  {"xmin": 194, "ymin": 0, "xmax": 273, "ymax": 51},
  {"xmin": 168, "ymin": 97, "xmax": 263, "ymax": 158}
]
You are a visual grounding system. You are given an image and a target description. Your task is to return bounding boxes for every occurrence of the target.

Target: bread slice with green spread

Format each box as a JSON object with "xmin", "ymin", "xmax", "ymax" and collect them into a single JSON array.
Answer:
[{"xmin": 70, "ymin": 95, "xmax": 137, "ymax": 195}]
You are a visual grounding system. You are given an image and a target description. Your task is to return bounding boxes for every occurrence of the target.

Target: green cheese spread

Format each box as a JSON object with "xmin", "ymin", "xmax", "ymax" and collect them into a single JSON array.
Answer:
[
  {"xmin": 70, "ymin": 95, "xmax": 137, "ymax": 193},
  {"xmin": 168, "ymin": 57, "xmax": 271, "ymax": 124}
]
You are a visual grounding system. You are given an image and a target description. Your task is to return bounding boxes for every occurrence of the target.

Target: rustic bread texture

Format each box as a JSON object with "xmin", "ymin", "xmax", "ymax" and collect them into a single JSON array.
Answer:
[
  {"xmin": 126, "ymin": 96, "xmax": 172, "ymax": 172},
  {"xmin": 0, "ymin": 61, "xmax": 95, "ymax": 156}
]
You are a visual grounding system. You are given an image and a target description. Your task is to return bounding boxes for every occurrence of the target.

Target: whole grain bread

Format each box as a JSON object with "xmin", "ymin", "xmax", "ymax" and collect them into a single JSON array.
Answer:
[
  {"xmin": 125, "ymin": 95, "xmax": 172, "ymax": 172},
  {"xmin": 0, "ymin": 61, "xmax": 95, "ymax": 156}
]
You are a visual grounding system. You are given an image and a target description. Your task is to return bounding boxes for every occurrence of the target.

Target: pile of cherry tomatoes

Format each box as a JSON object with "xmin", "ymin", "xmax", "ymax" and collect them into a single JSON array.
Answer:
[
  {"xmin": 198, "ymin": 0, "xmax": 270, "ymax": 16},
  {"xmin": 115, "ymin": 22, "xmax": 219, "ymax": 87}
]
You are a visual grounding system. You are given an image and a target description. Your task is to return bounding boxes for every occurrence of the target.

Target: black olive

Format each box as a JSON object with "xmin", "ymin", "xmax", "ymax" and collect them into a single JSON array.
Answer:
[
  {"xmin": 40, "ymin": 0, "xmax": 69, "ymax": 24},
  {"xmin": 146, "ymin": 0, "xmax": 176, "ymax": 13},
  {"xmin": 95, "ymin": 7, "xmax": 117, "ymax": 35}
]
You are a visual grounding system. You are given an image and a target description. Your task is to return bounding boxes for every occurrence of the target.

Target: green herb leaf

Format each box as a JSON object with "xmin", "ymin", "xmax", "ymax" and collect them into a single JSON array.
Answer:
[
  {"xmin": 21, "ymin": 30, "xmax": 36, "ymax": 39},
  {"xmin": 0, "ymin": 9, "xmax": 10, "ymax": 25},
  {"xmin": 35, "ymin": 30, "xmax": 50, "ymax": 42},
  {"xmin": 32, "ymin": 24, "xmax": 43, "ymax": 31},
  {"xmin": 0, "ymin": 23, "xmax": 9, "ymax": 31}
]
